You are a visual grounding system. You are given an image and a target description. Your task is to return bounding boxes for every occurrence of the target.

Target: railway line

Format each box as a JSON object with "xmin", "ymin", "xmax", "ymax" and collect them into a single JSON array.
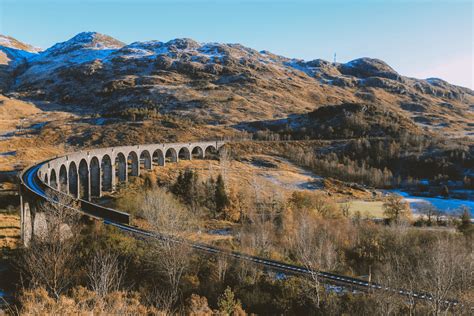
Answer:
[{"xmin": 20, "ymin": 160, "xmax": 460, "ymax": 307}]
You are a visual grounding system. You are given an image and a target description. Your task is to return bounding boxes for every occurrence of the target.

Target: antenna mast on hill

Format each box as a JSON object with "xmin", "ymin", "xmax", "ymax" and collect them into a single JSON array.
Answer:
[{"xmin": 333, "ymin": 52, "xmax": 337, "ymax": 65}]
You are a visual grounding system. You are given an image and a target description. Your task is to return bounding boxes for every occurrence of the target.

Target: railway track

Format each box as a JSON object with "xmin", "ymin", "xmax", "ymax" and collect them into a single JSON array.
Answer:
[{"xmin": 21, "ymin": 162, "xmax": 460, "ymax": 307}]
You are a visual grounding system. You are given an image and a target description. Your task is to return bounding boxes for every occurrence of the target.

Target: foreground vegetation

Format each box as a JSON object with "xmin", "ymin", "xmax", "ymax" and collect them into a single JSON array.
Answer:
[{"xmin": 3, "ymin": 160, "xmax": 472, "ymax": 315}]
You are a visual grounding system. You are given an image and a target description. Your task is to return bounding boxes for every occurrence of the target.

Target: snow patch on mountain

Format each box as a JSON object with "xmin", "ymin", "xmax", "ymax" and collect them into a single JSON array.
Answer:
[
  {"xmin": 0, "ymin": 36, "xmax": 12, "ymax": 46},
  {"xmin": 41, "ymin": 32, "xmax": 123, "ymax": 57}
]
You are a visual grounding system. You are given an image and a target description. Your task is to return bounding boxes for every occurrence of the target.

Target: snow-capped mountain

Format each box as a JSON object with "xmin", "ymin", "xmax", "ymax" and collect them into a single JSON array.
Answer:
[{"xmin": 1, "ymin": 32, "xmax": 473, "ymax": 134}]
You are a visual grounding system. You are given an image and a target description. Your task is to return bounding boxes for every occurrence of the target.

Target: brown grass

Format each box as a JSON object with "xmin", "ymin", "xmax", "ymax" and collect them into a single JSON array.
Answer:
[
  {"xmin": 0, "ymin": 95, "xmax": 75, "ymax": 171},
  {"xmin": 0, "ymin": 213, "xmax": 20, "ymax": 249}
]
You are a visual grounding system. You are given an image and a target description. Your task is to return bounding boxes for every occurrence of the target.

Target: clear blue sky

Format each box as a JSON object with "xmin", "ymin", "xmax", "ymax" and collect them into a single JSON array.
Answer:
[{"xmin": 1, "ymin": 0, "xmax": 472, "ymax": 88}]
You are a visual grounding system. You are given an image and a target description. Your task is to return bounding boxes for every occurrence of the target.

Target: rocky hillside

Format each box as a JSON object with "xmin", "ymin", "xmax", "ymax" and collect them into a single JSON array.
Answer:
[{"xmin": 1, "ymin": 32, "xmax": 473, "ymax": 137}]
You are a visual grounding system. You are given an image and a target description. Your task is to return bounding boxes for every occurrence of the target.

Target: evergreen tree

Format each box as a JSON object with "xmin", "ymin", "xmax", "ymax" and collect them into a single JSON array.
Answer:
[
  {"xmin": 218, "ymin": 286, "xmax": 242, "ymax": 315},
  {"xmin": 171, "ymin": 170, "xmax": 185, "ymax": 197},
  {"xmin": 172, "ymin": 169, "xmax": 198, "ymax": 206},
  {"xmin": 458, "ymin": 207, "xmax": 473, "ymax": 237},
  {"xmin": 203, "ymin": 176, "xmax": 216, "ymax": 213},
  {"xmin": 215, "ymin": 174, "xmax": 229, "ymax": 216}
]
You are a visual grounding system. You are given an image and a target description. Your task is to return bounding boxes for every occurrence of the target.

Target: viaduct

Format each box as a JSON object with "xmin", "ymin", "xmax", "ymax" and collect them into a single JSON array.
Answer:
[
  {"xmin": 19, "ymin": 140, "xmax": 225, "ymax": 245},
  {"xmin": 17, "ymin": 140, "xmax": 460, "ymax": 306}
]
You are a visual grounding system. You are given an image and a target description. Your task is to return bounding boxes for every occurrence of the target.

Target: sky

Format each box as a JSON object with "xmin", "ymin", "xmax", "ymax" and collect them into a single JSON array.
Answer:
[{"xmin": 0, "ymin": 0, "xmax": 472, "ymax": 88}]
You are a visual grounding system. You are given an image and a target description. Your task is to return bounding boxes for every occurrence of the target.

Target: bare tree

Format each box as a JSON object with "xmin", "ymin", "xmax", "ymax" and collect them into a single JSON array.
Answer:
[
  {"xmin": 141, "ymin": 188, "xmax": 196, "ymax": 311},
  {"xmin": 87, "ymin": 249, "xmax": 125, "ymax": 299},
  {"xmin": 418, "ymin": 203, "xmax": 438, "ymax": 225},
  {"xmin": 417, "ymin": 237, "xmax": 471, "ymax": 315},
  {"xmin": 216, "ymin": 254, "xmax": 229, "ymax": 283},
  {"xmin": 292, "ymin": 211, "xmax": 338, "ymax": 307},
  {"xmin": 21, "ymin": 191, "xmax": 81, "ymax": 298},
  {"xmin": 374, "ymin": 230, "xmax": 473, "ymax": 315}
]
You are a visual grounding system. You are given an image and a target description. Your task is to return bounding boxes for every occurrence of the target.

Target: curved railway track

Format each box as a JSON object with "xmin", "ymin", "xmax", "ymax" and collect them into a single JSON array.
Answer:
[{"xmin": 20, "ymin": 160, "xmax": 460, "ymax": 307}]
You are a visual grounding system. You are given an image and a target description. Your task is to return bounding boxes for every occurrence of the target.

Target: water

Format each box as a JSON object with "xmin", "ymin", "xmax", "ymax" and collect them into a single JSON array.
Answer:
[
  {"xmin": 208, "ymin": 228, "xmax": 232, "ymax": 236},
  {"xmin": 389, "ymin": 190, "xmax": 474, "ymax": 215}
]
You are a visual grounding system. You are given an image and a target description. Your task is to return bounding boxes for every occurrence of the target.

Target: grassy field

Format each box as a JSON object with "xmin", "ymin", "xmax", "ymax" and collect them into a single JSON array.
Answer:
[{"xmin": 344, "ymin": 200, "xmax": 386, "ymax": 218}]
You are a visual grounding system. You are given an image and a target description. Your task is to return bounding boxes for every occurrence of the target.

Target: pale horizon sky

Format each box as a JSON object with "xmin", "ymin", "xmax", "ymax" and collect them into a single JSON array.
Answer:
[{"xmin": 1, "ymin": 0, "xmax": 472, "ymax": 89}]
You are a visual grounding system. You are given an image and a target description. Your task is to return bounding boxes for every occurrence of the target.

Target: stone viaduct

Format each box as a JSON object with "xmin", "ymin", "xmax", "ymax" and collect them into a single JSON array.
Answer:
[
  {"xmin": 37, "ymin": 141, "xmax": 225, "ymax": 200},
  {"xmin": 20, "ymin": 140, "xmax": 225, "ymax": 245}
]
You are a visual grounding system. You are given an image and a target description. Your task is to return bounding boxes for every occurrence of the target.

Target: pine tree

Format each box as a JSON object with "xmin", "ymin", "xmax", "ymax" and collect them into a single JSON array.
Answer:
[
  {"xmin": 172, "ymin": 169, "xmax": 198, "ymax": 206},
  {"xmin": 218, "ymin": 286, "xmax": 242, "ymax": 315},
  {"xmin": 172, "ymin": 170, "xmax": 185, "ymax": 197},
  {"xmin": 215, "ymin": 174, "xmax": 229, "ymax": 216}
]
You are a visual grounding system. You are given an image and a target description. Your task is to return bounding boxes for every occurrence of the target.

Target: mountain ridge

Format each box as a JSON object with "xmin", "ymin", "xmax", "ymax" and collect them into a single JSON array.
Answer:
[{"xmin": 1, "ymin": 32, "xmax": 473, "ymax": 137}]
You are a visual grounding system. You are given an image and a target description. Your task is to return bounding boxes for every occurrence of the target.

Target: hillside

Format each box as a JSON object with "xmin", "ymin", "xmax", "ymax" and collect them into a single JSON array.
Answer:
[
  {"xmin": 0, "ymin": 35, "xmax": 40, "ymax": 91},
  {"xmin": 0, "ymin": 32, "xmax": 472, "ymax": 138}
]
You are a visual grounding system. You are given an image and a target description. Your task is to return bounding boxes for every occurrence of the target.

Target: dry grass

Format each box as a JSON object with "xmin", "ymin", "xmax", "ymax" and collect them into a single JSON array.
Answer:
[
  {"xmin": 0, "ymin": 213, "xmax": 20, "ymax": 249},
  {"xmin": 344, "ymin": 200, "xmax": 386, "ymax": 218},
  {"xmin": 152, "ymin": 155, "xmax": 325, "ymax": 200},
  {"xmin": 0, "ymin": 95, "xmax": 75, "ymax": 171},
  {"xmin": 0, "ymin": 95, "xmax": 41, "ymax": 120}
]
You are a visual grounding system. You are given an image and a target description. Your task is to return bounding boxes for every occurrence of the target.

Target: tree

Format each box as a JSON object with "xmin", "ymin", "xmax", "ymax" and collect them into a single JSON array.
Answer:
[
  {"xmin": 172, "ymin": 168, "xmax": 198, "ymax": 205},
  {"xmin": 21, "ymin": 191, "xmax": 81, "ymax": 299},
  {"xmin": 86, "ymin": 249, "xmax": 124, "ymax": 299},
  {"xmin": 215, "ymin": 174, "xmax": 229, "ymax": 215},
  {"xmin": 218, "ymin": 287, "xmax": 244, "ymax": 315},
  {"xmin": 141, "ymin": 189, "xmax": 195, "ymax": 311},
  {"xmin": 292, "ymin": 211, "xmax": 338, "ymax": 308},
  {"xmin": 441, "ymin": 185, "xmax": 449, "ymax": 197},
  {"xmin": 186, "ymin": 294, "xmax": 213, "ymax": 315},
  {"xmin": 457, "ymin": 207, "xmax": 473, "ymax": 237},
  {"xmin": 383, "ymin": 194, "xmax": 411, "ymax": 223},
  {"xmin": 419, "ymin": 203, "xmax": 438, "ymax": 226}
]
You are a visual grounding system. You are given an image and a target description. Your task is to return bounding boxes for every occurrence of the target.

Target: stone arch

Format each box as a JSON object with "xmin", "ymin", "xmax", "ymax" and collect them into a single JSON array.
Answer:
[
  {"xmin": 59, "ymin": 165, "xmax": 68, "ymax": 193},
  {"xmin": 115, "ymin": 153, "xmax": 127, "ymax": 183},
  {"xmin": 101, "ymin": 155, "xmax": 113, "ymax": 192},
  {"xmin": 90, "ymin": 157, "xmax": 101, "ymax": 198},
  {"xmin": 79, "ymin": 159, "xmax": 89, "ymax": 200},
  {"xmin": 127, "ymin": 151, "xmax": 139, "ymax": 177},
  {"xmin": 191, "ymin": 146, "xmax": 204, "ymax": 159},
  {"xmin": 68, "ymin": 162, "xmax": 78, "ymax": 198},
  {"xmin": 178, "ymin": 147, "xmax": 191, "ymax": 160},
  {"xmin": 205, "ymin": 145, "xmax": 218, "ymax": 160},
  {"xmin": 50, "ymin": 169, "xmax": 58, "ymax": 189},
  {"xmin": 152, "ymin": 149, "xmax": 165, "ymax": 166},
  {"xmin": 165, "ymin": 148, "xmax": 177, "ymax": 163},
  {"xmin": 140, "ymin": 150, "xmax": 152, "ymax": 171}
]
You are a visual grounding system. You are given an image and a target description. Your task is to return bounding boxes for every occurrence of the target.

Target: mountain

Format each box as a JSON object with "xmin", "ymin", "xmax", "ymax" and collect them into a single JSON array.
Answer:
[
  {"xmin": 2, "ymin": 32, "xmax": 473, "ymax": 137},
  {"xmin": 0, "ymin": 35, "xmax": 41, "ymax": 90},
  {"xmin": 0, "ymin": 34, "xmax": 40, "ymax": 62}
]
